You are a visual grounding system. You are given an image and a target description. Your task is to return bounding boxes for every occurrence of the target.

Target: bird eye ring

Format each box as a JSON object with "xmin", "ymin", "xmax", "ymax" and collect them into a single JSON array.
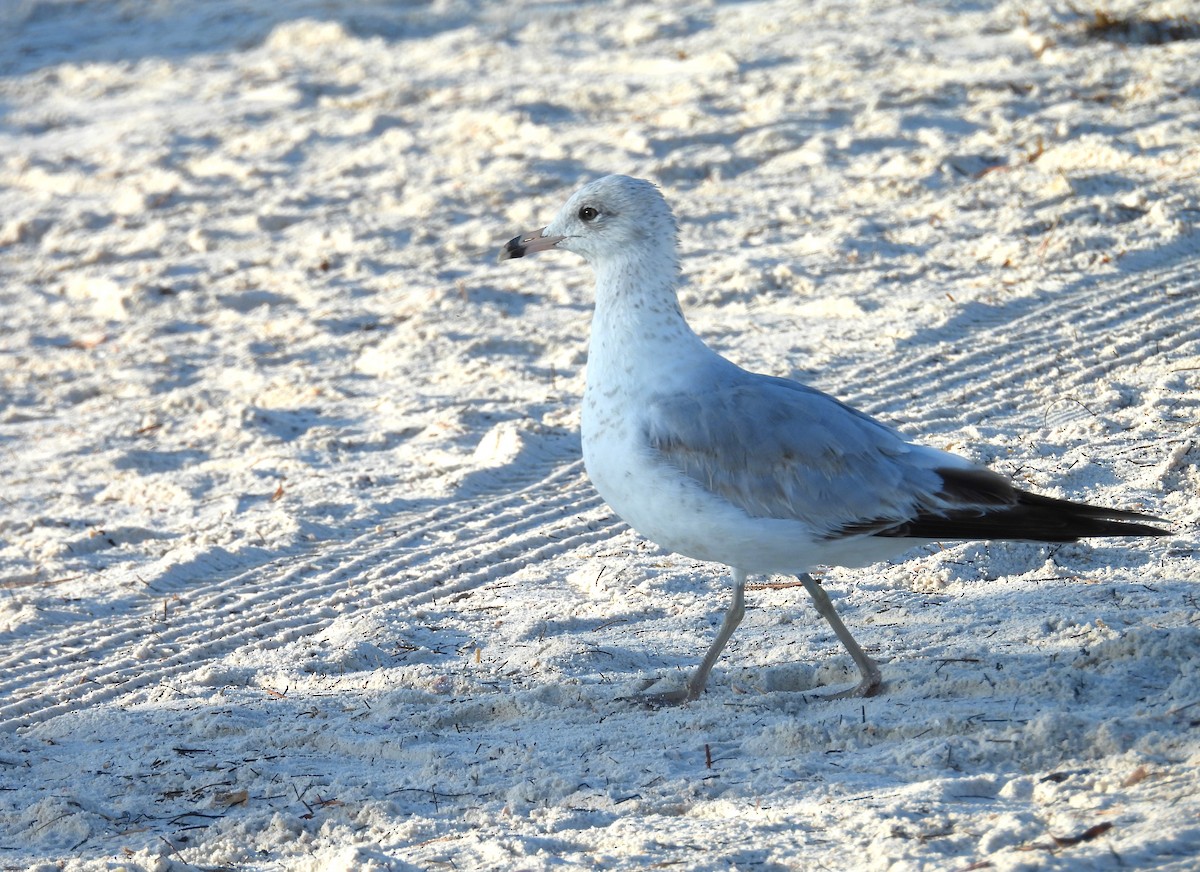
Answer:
[{"xmin": 578, "ymin": 206, "xmax": 599, "ymax": 222}]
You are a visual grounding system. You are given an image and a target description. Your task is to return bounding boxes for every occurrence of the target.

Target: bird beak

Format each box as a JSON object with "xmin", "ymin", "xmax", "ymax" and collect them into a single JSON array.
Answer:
[{"xmin": 497, "ymin": 228, "xmax": 566, "ymax": 262}]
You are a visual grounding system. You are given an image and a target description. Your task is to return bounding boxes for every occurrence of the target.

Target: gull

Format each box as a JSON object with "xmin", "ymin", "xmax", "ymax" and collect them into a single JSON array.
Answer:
[{"xmin": 497, "ymin": 174, "xmax": 1168, "ymax": 705}]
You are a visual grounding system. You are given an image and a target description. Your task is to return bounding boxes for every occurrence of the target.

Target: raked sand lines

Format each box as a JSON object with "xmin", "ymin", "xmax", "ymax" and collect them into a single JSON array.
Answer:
[
  {"xmin": 831, "ymin": 251, "xmax": 1200, "ymax": 439},
  {"xmin": 0, "ymin": 459, "xmax": 613, "ymax": 732}
]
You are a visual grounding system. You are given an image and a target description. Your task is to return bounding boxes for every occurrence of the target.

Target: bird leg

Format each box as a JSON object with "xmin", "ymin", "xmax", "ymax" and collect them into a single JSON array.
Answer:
[
  {"xmin": 637, "ymin": 568, "xmax": 746, "ymax": 706},
  {"xmin": 797, "ymin": 572, "xmax": 882, "ymax": 699}
]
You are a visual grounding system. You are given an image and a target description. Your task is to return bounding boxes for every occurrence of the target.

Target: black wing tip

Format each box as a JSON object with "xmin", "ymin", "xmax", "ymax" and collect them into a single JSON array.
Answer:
[
  {"xmin": 858, "ymin": 512, "xmax": 1170, "ymax": 543},
  {"xmin": 848, "ymin": 468, "xmax": 1171, "ymax": 542},
  {"xmin": 1011, "ymin": 490, "xmax": 1170, "ymax": 538}
]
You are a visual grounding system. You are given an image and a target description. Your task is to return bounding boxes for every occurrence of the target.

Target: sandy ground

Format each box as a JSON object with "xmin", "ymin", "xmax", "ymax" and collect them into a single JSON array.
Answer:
[{"xmin": 2, "ymin": 0, "xmax": 1199, "ymax": 869}]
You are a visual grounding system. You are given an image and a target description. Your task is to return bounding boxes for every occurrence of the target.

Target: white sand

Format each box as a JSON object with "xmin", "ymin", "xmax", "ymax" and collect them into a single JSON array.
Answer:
[{"xmin": 2, "ymin": 1, "xmax": 1198, "ymax": 869}]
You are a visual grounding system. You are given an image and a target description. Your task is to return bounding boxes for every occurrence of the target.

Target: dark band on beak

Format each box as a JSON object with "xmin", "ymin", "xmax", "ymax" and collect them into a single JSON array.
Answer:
[
  {"xmin": 499, "ymin": 234, "xmax": 529, "ymax": 260},
  {"xmin": 497, "ymin": 229, "xmax": 565, "ymax": 262}
]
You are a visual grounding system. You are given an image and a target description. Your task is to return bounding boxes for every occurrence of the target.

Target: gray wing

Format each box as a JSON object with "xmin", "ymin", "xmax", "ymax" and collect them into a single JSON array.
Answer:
[{"xmin": 645, "ymin": 374, "xmax": 946, "ymax": 538}]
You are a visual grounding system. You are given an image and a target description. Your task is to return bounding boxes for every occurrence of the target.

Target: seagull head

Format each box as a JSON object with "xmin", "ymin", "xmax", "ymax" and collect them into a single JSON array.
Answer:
[{"xmin": 498, "ymin": 175, "xmax": 678, "ymax": 267}]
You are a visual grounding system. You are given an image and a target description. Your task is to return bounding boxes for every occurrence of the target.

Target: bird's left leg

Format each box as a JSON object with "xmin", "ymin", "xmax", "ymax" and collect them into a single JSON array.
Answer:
[{"xmin": 797, "ymin": 572, "xmax": 882, "ymax": 699}]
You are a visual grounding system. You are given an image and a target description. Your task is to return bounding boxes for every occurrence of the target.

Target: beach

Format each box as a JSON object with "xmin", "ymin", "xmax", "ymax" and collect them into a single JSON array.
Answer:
[{"xmin": 1, "ymin": 1, "xmax": 1198, "ymax": 868}]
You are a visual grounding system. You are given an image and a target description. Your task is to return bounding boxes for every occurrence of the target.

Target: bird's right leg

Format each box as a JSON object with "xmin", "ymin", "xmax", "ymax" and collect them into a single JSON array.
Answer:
[{"xmin": 636, "ymin": 567, "xmax": 747, "ymax": 706}]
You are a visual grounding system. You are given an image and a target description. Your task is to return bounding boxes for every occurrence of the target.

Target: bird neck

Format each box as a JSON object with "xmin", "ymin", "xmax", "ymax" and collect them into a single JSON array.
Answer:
[{"xmin": 586, "ymin": 252, "xmax": 710, "ymax": 389}]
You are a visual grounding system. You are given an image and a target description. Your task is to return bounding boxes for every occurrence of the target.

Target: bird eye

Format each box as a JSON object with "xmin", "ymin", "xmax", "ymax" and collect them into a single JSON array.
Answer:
[{"xmin": 578, "ymin": 206, "xmax": 599, "ymax": 222}]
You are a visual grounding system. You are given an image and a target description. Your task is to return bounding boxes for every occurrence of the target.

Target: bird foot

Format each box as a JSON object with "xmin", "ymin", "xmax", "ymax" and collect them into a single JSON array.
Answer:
[
  {"xmin": 806, "ymin": 672, "xmax": 882, "ymax": 701},
  {"xmin": 622, "ymin": 677, "xmax": 699, "ymax": 708}
]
